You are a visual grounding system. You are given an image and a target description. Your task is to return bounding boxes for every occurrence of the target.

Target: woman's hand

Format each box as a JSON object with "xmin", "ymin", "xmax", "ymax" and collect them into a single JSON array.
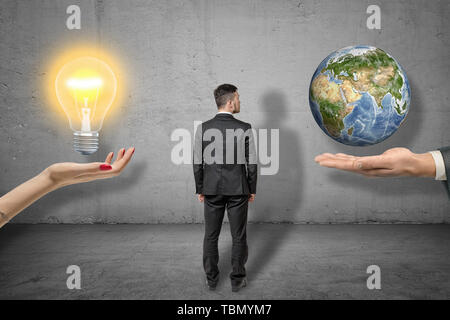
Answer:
[
  {"xmin": 45, "ymin": 147, "xmax": 135, "ymax": 187},
  {"xmin": 0, "ymin": 147, "xmax": 135, "ymax": 228}
]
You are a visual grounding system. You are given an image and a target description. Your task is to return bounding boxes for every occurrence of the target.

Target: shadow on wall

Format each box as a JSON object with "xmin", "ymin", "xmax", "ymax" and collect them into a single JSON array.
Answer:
[{"xmin": 246, "ymin": 89, "xmax": 303, "ymax": 280}]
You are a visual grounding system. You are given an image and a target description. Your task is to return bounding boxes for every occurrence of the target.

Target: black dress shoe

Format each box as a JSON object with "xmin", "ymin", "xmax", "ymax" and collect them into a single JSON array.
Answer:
[{"xmin": 231, "ymin": 278, "xmax": 247, "ymax": 292}]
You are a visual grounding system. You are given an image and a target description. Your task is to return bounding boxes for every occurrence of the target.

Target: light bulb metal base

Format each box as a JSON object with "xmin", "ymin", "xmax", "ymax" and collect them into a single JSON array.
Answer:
[{"xmin": 73, "ymin": 131, "xmax": 99, "ymax": 155}]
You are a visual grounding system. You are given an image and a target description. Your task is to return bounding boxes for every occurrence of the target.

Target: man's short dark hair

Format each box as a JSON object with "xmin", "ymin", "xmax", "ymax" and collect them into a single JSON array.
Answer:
[{"xmin": 214, "ymin": 84, "xmax": 238, "ymax": 108}]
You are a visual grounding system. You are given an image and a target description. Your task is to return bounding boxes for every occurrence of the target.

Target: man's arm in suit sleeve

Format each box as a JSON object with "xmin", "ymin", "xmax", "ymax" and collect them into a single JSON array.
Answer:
[
  {"xmin": 245, "ymin": 124, "xmax": 258, "ymax": 194},
  {"xmin": 437, "ymin": 146, "xmax": 450, "ymax": 198},
  {"xmin": 193, "ymin": 123, "xmax": 204, "ymax": 194}
]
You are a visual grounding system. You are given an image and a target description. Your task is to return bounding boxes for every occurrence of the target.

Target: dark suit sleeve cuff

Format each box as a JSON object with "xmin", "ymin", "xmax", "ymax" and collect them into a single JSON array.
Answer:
[{"xmin": 438, "ymin": 146, "xmax": 450, "ymax": 199}]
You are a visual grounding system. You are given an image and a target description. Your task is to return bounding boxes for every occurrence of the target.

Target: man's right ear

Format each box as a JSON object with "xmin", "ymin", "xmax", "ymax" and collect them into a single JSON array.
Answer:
[{"xmin": 229, "ymin": 100, "xmax": 235, "ymax": 113}]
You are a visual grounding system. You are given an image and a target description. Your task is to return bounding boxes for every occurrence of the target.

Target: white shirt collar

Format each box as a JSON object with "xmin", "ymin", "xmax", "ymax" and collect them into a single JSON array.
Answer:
[{"xmin": 217, "ymin": 111, "xmax": 233, "ymax": 115}]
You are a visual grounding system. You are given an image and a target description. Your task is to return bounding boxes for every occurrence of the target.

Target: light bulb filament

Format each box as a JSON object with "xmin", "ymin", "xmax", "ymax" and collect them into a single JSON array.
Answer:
[
  {"xmin": 81, "ymin": 108, "xmax": 91, "ymax": 132},
  {"xmin": 66, "ymin": 77, "xmax": 103, "ymax": 131}
]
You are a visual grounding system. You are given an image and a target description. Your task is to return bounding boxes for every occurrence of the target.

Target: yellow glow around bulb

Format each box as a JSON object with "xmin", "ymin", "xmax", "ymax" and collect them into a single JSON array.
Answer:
[
  {"xmin": 54, "ymin": 55, "xmax": 118, "ymax": 154},
  {"xmin": 46, "ymin": 47, "xmax": 125, "ymax": 155},
  {"xmin": 55, "ymin": 56, "xmax": 117, "ymax": 134},
  {"xmin": 66, "ymin": 77, "xmax": 103, "ymax": 89},
  {"xmin": 46, "ymin": 46, "xmax": 126, "ymax": 125}
]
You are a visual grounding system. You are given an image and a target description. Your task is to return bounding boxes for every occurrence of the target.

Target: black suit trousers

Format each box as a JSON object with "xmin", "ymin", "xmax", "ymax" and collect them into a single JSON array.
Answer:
[{"xmin": 203, "ymin": 195, "xmax": 249, "ymax": 285}]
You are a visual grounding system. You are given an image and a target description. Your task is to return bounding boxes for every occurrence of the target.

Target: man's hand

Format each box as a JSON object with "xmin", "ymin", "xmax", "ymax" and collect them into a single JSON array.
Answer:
[
  {"xmin": 249, "ymin": 194, "xmax": 256, "ymax": 202},
  {"xmin": 315, "ymin": 147, "xmax": 436, "ymax": 178},
  {"xmin": 198, "ymin": 194, "xmax": 205, "ymax": 202}
]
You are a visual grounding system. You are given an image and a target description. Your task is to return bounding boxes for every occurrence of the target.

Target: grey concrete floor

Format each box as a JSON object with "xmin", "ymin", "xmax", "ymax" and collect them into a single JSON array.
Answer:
[{"xmin": 0, "ymin": 224, "xmax": 449, "ymax": 299}]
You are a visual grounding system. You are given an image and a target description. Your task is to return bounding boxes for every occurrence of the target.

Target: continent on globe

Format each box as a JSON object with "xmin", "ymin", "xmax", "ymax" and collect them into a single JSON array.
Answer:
[{"xmin": 309, "ymin": 46, "xmax": 410, "ymax": 146}]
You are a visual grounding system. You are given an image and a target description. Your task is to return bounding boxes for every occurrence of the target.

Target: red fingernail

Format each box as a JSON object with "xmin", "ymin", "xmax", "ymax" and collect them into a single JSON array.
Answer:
[
  {"xmin": 100, "ymin": 164, "xmax": 112, "ymax": 171},
  {"xmin": 132, "ymin": 147, "xmax": 135, "ymax": 155},
  {"xmin": 122, "ymin": 148, "xmax": 126, "ymax": 155}
]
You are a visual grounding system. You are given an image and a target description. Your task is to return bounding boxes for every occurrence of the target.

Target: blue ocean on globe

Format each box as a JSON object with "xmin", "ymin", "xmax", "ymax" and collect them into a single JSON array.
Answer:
[{"xmin": 309, "ymin": 45, "xmax": 411, "ymax": 146}]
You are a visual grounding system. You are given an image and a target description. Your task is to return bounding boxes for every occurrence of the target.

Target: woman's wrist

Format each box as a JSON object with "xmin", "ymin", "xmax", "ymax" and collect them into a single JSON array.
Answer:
[
  {"xmin": 0, "ymin": 168, "xmax": 60, "ymax": 222},
  {"xmin": 41, "ymin": 166, "xmax": 67, "ymax": 189},
  {"xmin": 37, "ymin": 168, "xmax": 63, "ymax": 192}
]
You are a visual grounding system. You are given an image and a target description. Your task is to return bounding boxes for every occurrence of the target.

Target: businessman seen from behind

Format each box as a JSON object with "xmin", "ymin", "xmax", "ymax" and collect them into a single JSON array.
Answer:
[{"xmin": 193, "ymin": 84, "xmax": 257, "ymax": 292}]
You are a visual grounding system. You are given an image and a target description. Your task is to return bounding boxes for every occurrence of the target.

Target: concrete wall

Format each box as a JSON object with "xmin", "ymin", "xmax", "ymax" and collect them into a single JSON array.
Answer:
[{"xmin": 1, "ymin": 0, "xmax": 449, "ymax": 224}]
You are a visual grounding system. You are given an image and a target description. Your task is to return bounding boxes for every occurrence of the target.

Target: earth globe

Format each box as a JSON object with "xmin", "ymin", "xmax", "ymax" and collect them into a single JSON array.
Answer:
[{"xmin": 309, "ymin": 45, "xmax": 410, "ymax": 146}]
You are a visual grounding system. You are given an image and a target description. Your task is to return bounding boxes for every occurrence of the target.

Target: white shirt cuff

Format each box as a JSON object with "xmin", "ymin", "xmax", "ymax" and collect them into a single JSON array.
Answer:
[{"xmin": 429, "ymin": 151, "xmax": 447, "ymax": 181}]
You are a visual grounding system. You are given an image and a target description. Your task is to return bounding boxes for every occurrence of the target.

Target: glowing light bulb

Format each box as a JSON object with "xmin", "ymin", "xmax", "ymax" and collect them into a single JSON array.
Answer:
[{"xmin": 55, "ymin": 57, "xmax": 117, "ymax": 155}]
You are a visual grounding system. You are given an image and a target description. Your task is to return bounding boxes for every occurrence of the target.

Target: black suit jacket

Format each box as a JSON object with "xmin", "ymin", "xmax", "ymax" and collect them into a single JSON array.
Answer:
[
  {"xmin": 193, "ymin": 113, "xmax": 257, "ymax": 195},
  {"xmin": 439, "ymin": 146, "xmax": 450, "ymax": 198}
]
